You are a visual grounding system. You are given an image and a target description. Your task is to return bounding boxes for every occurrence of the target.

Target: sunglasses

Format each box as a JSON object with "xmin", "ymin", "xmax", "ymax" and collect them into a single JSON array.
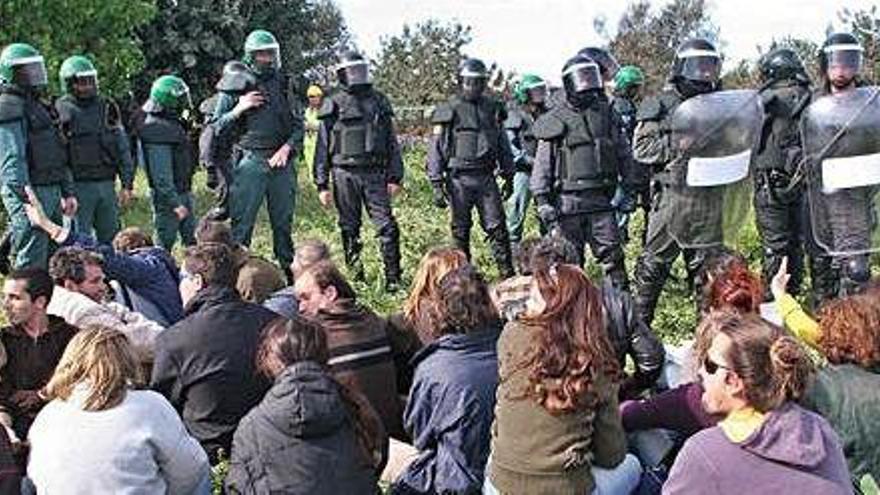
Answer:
[{"xmin": 703, "ymin": 356, "xmax": 730, "ymax": 375}]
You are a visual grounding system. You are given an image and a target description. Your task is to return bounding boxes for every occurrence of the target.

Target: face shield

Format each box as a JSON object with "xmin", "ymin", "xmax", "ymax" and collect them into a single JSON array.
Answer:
[
  {"xmin": 338, "ymin": 60, "xmax": 370, "ymax": 87},
  {"xmin": 676, "ymin": 49, "xmax": 721, "ymax": 83},
  {"xmin": 71, "ymin": 71, "xmax": 98, "ymax": 99},
  {"xmin": 249, "ymin": 46, "xmax": 280, "ymax": 74},
  {"xmin": 460, "ymin": 76, "xmax": 487, "ymax": 100},
  {"xmin": 825, "ymin": 46, "xmax": 863, "ymax": 87},
  {"xmin": 563, "ymin": 62, "xmax": 603, "ymax": 93},
  {"xmin": 526, "ymin": 84, "xmax": 547, "ymax": 105},
  {"xmin": 11, "ymin": 56, "xmax": 48, "ymax": 89}
]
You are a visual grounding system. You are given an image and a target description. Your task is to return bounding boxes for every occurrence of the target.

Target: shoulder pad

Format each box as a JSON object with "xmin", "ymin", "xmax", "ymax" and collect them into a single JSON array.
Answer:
[
  {"xmin": 503, "ymin": 110, "xmax": 524, "ymax": 130},
  {"xmin": 0, "ymin": 93, "xmax": 25, "ymax": 124},
  {"xmin": 532, "ymin": 114, "xmax": 565, "ymax": 140},
  {"xmin": 430, "ymin": 103, "xmax": 454, "ymax": 124},
  {"xmin": 317, "ymin": 98, "xmax": 337, "ymax": 119}
]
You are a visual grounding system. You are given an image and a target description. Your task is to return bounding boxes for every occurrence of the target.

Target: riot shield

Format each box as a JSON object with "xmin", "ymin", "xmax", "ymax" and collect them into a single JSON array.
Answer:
[
  {"xmin": 667, "ymin": 89, "xmax": 762, "ymax": 248},
  {"xmin": 803, "ymin": 86, "xmax": 880, "ymax": 256}
]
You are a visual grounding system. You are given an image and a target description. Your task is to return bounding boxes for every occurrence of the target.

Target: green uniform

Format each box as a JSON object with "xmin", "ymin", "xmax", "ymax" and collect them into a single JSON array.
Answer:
[
  {"xmin": 0, "ymin": 86, "xmax": 73, "ymax": 268},
  {"xmin": 56, "ymin": 95, "xmax": 134, "ymax": 243},
  {"xmin": 212, "ymin": 70, "xmax": 303, "ymax": 267}
]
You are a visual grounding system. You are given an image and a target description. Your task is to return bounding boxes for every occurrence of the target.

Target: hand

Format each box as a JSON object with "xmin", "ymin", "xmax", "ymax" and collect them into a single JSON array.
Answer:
[
  {"xmin": 61, "ymin": 196, "xmax": 78, "ymax": 216},
  {"xmin": 173, "ymin": 205, "xmax": 190, "ymax": 221},
  {"xmin": 23, "ymin": 187, "xmax": 50, "ymax": 229},
  {"xmin": 118, "ymin": 188, "xmax": 133, "ymax": 208},
  {"xmin": 387, "ymin": 183, "xmax": 402, "ymax": 197},
  {"xmin": 318, "ymin": 190, "xmax": 333, "ymax": 208},
  {"xmin": 432, "ymin": 185, "xmax": 448, "ymax": 209},
  {"xmin": 501, "ymin": 177, "xmax": 514, "ymax": 201},
  {"xmin": 770, "ymin": 256, "xmax": 791, "ymax": 301},
  {"xmin": 232, "ymin": 91, "xmax": 265, "ymax": 117},
  {"xmin": 268, "ymin": 143, "xmax": 292, "ymax": 169},
  {"xmin": 10, "ymin": 390, "xmax": 43, "ymax": 411}
]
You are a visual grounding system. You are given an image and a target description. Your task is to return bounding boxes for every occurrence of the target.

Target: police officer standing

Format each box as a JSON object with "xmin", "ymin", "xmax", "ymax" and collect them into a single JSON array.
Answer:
[
  {"xmin": 56, "ymin": 55, "xmax": 134, "ymax": 244},
  {"xmin": 136, "ymin": 75, "xmax": 196, "ymax": 250},
  {"xmin": 0, "ymin": 43, "xmax": 77, "ymax": 269},
  {"xmin": 631, "ymin": 38, "xmax": 723, "ymax": 325},
  {"xmin": 753, "ymin": 48, "xmax": 811, "ymax": 299},
  {"xmin": 313, "ymin": 50, "xmax": 403, "ymax": 291},
  {"xmin": 212, "ymin": 30, "xmax": 304, "ymax": 279},
  {"xmin": 427, "ymin": 58, "xmax": 516, "ymax": 278},
  {"xmin": 503, "ymin": 73, "xmax": 548, "ymax": 250},
  {"xmin": 530, "ymin": 54, "xmax": 636, "ymax": 290},
  {"xmin": 611, "ymin": 65, "xmax": 650, "ymax": 242}
]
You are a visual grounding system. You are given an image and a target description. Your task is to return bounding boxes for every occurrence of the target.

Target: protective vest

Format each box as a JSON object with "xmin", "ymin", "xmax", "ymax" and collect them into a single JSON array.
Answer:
[
  {"xmin": 0, "ymin": 87, "xmax": 70, "ymax": 186},
  {"xmin": 432, "ymin": 96, "xmax": 503, "ymax": 170},
  {"xmin": 537, "ymin": 100, "xmax": 619, "ymax": 192},
  {"xmin": 56, "ymin": 96, "xmax": 121, "ymax": 181},
  {"xmin": 504, "ymin": 107, "xmax": 538, "ymax": 163},
  {"xmin": 236, "ymin": 72, "xmax": 294, "ymax": 151},
  {"xmin": 137, "ymin": 112, "xmax": 194, "ymax": 193},
  {"xmin": 611, "ymin": 95, "xmax": 638, "ymax": 141},
  {"xmin": 755, "ymin": 83, "xmax": 810, "ymax": 173},
  {"xmin": 320, "ymin": 89, "xmax": 392, "ymax": 167}
]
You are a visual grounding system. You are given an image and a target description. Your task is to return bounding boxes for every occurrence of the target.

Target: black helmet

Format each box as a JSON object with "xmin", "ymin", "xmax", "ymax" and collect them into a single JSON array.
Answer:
[
  {"xmin": 819, "ymin": 32, "xmax": 863, "ymax": 75},
  {"xmin": 672, "ymin": 38, "xmax": 722, "ymax": 84},
  {"xmin": 336, "ymin": 50, "xmax": 370, "ymax": 88},
  {"xmin": 576, "ymin": 46, "xmax": 619, "ymax": 82},
  {"xmin": 759, "ymin": 48, "xmax": 809, "ymax": 85},
  {"xmin": 562, "ymin": 54, "xmax": 603, "ymax": 96},
  {"xmin": 459, "ymin": 58, "xmax": 488, "ymax": 100}
]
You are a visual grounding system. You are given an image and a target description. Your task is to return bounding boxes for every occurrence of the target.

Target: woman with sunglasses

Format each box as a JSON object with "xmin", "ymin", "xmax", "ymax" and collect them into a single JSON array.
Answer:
[{"xmin": 664, "ymin": 313, "xmax": 851, "ymax": 495}]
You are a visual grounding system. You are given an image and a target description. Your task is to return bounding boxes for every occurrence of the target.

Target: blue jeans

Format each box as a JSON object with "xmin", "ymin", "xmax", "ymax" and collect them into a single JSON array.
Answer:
[{"xmin": 483, "ymin": 453, "xmax": 642, "ymax": 495}]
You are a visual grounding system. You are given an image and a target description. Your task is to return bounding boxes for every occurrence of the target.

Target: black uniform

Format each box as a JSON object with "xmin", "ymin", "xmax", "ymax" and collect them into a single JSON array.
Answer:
[
  {"xmin": 531, "ymin": 93, "xmax": 635, "ymax": 290},
  {"xmin": 427, "ymin": 94, "xmax": 516, "ymax": 277},
  {"xmin": 314, "ymin": 86, "xmax": 403, "ymax": 283},
  {"xmin": 611, "ymin": 93, "xmax": 652, "ymax": 241}
]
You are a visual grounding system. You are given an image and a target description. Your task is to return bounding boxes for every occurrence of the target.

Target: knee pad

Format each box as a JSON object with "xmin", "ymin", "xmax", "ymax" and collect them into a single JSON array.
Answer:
[{"xmin": 845, "ymin": 257, "xmax": 870, "ymax": 284}]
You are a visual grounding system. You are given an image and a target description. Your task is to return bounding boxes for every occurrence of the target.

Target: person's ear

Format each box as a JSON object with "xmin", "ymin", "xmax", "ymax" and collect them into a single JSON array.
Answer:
[
  {"xmin": 325, "ymin": 285, "xmax": 338, "ymax": 302},
  {"xmin": 194, "ymin": 274, "xmax": 204, "ymax": 291},
  {"xmin": 33, "ymin": 295, "xmax": 48, "ymax": 311},
  {"xmin": 62, "ymin": 279, "xmax": 78, "ymax": 292},
  {"xmin": 725, "ymin": 370, "xmax": 745, "ymax": 398}
]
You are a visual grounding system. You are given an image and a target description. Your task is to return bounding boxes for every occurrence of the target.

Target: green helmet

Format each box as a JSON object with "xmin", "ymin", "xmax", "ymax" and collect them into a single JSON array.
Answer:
[
  {"xmin": 514, "ymin": 73, "xmax": 547, "ymax": 104},
  {"xmin": 614, "ymin": 65, "xmax": 645, "ymax": 91},
  {"xmin": 243, "ymin": 30, "xmax": 281, "ymax": 74},
  {"xmin": 147, "ymin": 75, "xmax": 191, "ymax": 114},
  {"xmin": 0, "ymin": 43, "xmax": 48, "ymax": 89},
  {"xmin": 59, "ymin": 55, "xmax": 98, "ymax": 96}
]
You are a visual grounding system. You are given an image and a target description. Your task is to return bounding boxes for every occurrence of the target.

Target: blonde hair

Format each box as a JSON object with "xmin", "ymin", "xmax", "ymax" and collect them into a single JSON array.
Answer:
[
  {"xmin": 43, "ymin": 326, "xmax": 143, "ymax": 411},
  {"xmin": 403, "ymin": 247, "xmax": 468, "ymax": 341}
]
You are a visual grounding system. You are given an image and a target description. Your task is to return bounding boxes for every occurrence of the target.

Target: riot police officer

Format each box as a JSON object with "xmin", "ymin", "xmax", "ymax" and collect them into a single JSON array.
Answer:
[
  {"xmin": 0, "ymin": 43, "xmax": 77, "ymax": 269},
  {"xmin": 212, "ymin": 30, "xmax": 304, "ymax": 279},
  {"xmin": 427, "ymin": 58, "xmax": 516, "ymax": 278},
  {"xmin": 530, "ymin": 54, "xmax": 636, "ymax": 290},
  {"xmin": 611, "ymin": 65, "xmax": 649, "ymax": 242},
  {"xmin": 136, "ymin": 75, "xmax": 196, "ymax": 250},
  {"xmin": 313, "ymin": 50, "xmax": 403, "ymax": 291},
  {"xmin": 56, "ymin": 55, "xmax": 134, "ymax": 243},
  {"xmin": 753, "ymin": 48, "xmax": 811, "ymax": 299},
  {"xmin": 504, "ymin": 73, "xmax": 548, "ymax": 249},
  {"xmin": 631, "ymin": 38, "xmax": 724, "ymax": 325}
]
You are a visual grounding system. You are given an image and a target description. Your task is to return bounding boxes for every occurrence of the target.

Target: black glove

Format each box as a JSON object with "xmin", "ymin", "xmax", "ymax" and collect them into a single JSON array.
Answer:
[
  {"xmin": 432, "ymin": 183, "xmax": 448, "ymax": 209},
  {"xmin": 206, "ymin": 167, "xmax": 221, "ymax": 191},
  {"xmin": 617, "ymin": 190, "xmax": 637, "ymax": 214},
  {"xmin": 501, "ymin": 176, "xmax": 514, "ymax": 201}
]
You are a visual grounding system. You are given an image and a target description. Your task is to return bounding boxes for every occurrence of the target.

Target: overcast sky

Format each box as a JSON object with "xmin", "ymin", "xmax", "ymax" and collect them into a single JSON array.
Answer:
[{"xmin": 335, "ymin": 0, "xmax": 877, "ymax": 84}]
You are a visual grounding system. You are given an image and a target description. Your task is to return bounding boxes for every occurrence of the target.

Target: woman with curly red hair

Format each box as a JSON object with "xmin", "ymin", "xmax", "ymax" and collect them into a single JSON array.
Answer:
[{"xmin": 485, "ymin": 263, "xmax": 641, "ymax": 495}]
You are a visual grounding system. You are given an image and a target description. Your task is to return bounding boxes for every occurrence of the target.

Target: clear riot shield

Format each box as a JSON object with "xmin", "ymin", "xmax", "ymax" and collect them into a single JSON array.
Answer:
[
  {"xmin": 668, "ymin": 89, "xmax": 762, "ymax": 248},
  {"xmin": 803, "ymin": 86, "xmax": 880, "ymax": 256}
]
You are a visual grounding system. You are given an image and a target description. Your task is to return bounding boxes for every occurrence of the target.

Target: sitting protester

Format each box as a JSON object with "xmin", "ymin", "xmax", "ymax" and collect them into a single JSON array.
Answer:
[
  {"xmin": 151, "ymin": 243, "xmax": 278, "ymax": 462},
  {"xmin": 391, "ymin": 265, "xmax": 501, "ymax": 494},
  {"xmin": 226, "ymin": 317, "xmax": 387, "ymax": 494},
  {"xmin": 663, "ymin": 313, "xmax": 852, "ymax": 495},
  {"xmin": 28, "ymin": 326, "xmax": 209, "ymax": 495},
  {"xmin": 0, "ymin": 268, "xmax": 77, "ymax": 441},
  {"xmin": 263, "ymin": 239, "xmax": 332, "ymax": 319},
  {"xmin": 486, "ymin": 263, "xmax": 642, "ymax": 495},
  {"xmin": 294, "ymin": 261, "xmax": 405, "ymax": 439},
  {"xmin": 46, "ymin": 247, "xmax": 163, "ymax": 360}
]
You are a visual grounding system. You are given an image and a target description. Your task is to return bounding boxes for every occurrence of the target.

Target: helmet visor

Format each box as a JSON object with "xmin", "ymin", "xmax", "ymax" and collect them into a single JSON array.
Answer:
[
  {"xmin": 825, "ymin": 47, "xmax": 863, "ymax": 73},
  {"xmin": 461, "ymin": 76, "xmax": 487, "ymax": 99},
  {"xmin": 563, "ymin": 62, "xmax": 603, "ymax": 92},
  {"xmin": 72, "ymin": 72, "xmax": 98, "ymax": 98},
  {"xmin": 526, "ymin": 84, "xmax": 547, "ymax": 104},
  {"xmin": 12, "ymin": 56, "xmax": 47, "ymax": 88},
  {"xmin": 677, "ymin": 50, "xmax": 721, "ymax": 82},
  {"xmin": 250, "ymin": 47, "xmax": 280, "ymax": 72},
  {"xmin": 339, "ymin": 61, "xmax": 370, "ymax": 87}
]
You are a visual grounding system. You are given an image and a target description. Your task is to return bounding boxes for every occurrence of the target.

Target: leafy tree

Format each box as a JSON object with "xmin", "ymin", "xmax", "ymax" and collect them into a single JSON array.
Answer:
[
  {"xmin": 0, "ymin": 0, "xmax": 156, "ymax": 97},
  {"xmin": 838, "ymin": 6, "xmax": 880, "ymax": 83},
  {"xmin": 372, "ymin": 20, "xmax": 473, "ymax": 107}
]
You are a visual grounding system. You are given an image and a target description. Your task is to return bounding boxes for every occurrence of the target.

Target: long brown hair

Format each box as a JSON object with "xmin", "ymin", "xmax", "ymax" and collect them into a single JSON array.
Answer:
[
  {"xmin": 816, "ymin": 293, "xmax": 880, "ymax": 368},
  {"xmin": 403, "ymin": 247, "xmax": 468, "ymax": 342},
  {"xmin": 43, "ymin": 326, "xmax": 143, "ymax": 411},
  {"xmin": 256, "ymin": 317, "xmax": 385, "ymax": 470},
  {"xmin": 519, "ymin": 264, "xmax": 621, "ymax": 414},
  {"xmin": 435, "ymin": 265, "xmax": 500, "ymax": 337}
]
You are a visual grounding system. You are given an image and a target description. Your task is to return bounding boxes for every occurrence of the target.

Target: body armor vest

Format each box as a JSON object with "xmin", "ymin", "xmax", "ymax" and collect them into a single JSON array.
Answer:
[
  {"xmin": 237, "ymin": 73, "xmax": 294, "ymax": 151},
  {"xmin": 755, "ymin": 83, "xmax": 810, "ymax": 174},
  {"xmin": 448, "ymin": 96, "xmax": 501, "ymax": 170},
  {"xmin": 506, "ymin": 107, "xmax": 538, "ymax": 162},
  {"xmin": 327, "ymin": 90, "xmax": 391, "ymax": 167},
  {"xmin": 56, "ymin": 96, "xmax": 120, "ymax": 181},
  {"xmin": 0, "ymin": 87, "xmax": 72, "ymax": 186},
  {"xmin": 553, "ymin": 100, "xmax": 619, "ymax": 192},
  {"xmin": 138, "ymin": 113, "xmax": 194, "ymax": 193}
]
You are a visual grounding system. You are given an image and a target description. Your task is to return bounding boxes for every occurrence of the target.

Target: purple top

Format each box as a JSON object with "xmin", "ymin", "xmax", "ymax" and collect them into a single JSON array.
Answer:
[{"xmin": 620, "ymin": 382, "xmax": 718, "ymax": 437}]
